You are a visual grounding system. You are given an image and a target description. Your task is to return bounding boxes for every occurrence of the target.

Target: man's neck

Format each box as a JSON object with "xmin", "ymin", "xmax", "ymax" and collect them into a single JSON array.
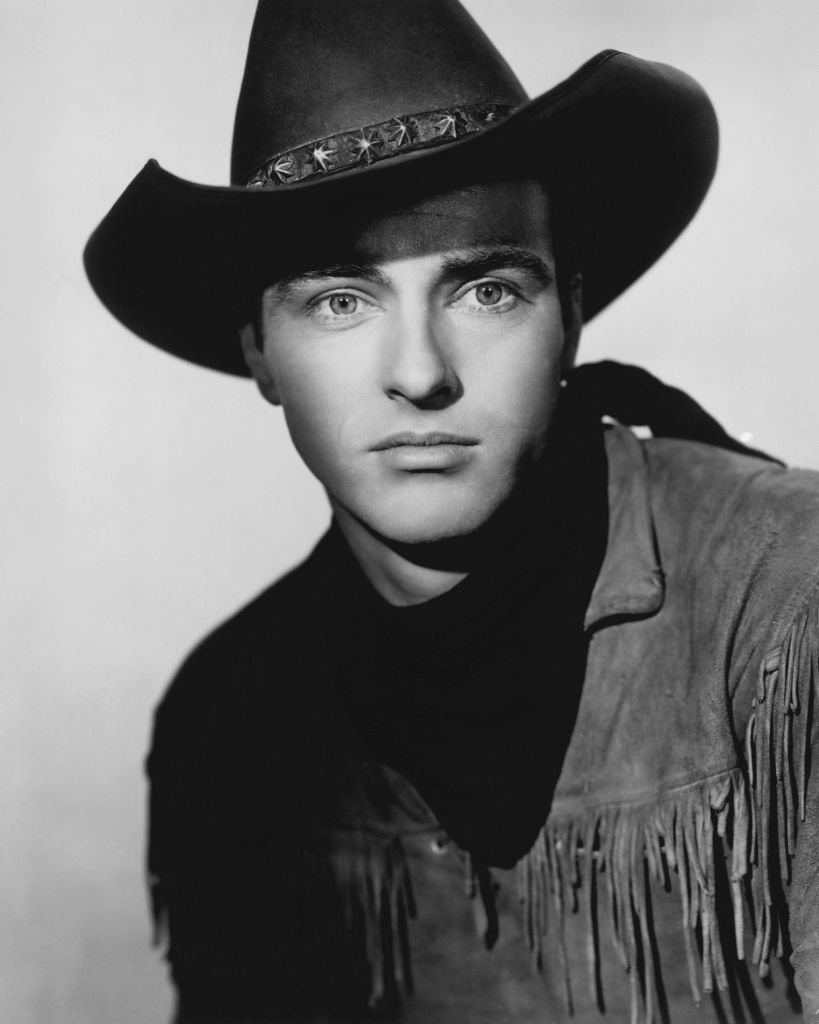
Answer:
[{"xmin": 331, "ymin": 503, "xmax": 468, "ymax": 607}]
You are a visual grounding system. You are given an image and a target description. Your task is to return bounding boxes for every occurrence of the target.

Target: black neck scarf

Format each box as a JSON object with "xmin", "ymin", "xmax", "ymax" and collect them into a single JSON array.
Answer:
[{"xmin": 319, "ymin": 393, "xmax": 609, "ymax": 868}]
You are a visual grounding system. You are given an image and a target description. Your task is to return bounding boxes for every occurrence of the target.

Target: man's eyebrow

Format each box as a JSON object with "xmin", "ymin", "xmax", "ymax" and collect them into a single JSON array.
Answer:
[
  {"xmin": 267, "ymin": 245, "xmax": 554, "ymax": 303},
  {"xmin": 270, "ymin": 263, "xmax": 390, "ymax": 301},
  {"xmin": 438, "ymin": 245, "xmax": 554, "ymax": 287}
]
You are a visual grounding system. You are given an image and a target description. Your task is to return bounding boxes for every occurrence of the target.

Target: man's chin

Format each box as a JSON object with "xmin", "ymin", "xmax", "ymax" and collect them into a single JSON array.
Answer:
[
  {"xmin": 377, "ymin": 517, "xmax": 481, "ymax": 547},
  {"xmin": 352, "ymin": 493, "xmax": 501, "ymax": 549}
]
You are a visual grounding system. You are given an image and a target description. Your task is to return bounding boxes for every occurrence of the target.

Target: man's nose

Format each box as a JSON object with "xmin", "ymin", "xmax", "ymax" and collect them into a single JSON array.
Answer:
[{"xmin": 381, "ymin": 310, "xmax": 460, "ymax": 408}]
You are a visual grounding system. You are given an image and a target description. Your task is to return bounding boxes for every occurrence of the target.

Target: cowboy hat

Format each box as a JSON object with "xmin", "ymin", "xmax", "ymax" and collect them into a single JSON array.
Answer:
[{"xmin": 83, "ymin": 0, "xmax": 718, "ymax": 377}]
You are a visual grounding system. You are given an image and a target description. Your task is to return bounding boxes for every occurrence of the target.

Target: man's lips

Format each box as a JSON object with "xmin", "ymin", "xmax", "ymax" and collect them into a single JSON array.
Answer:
[
  {"xmin": 371, "ymin": 432, "xmax": 479, "ymax": 451},
  {"xmin": 370, "ymin": 432, "xmax": 479, "ymax": 471}
]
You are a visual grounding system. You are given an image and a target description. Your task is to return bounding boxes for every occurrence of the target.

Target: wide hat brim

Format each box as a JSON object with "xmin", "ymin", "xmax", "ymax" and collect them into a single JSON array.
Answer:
[{"xmin": 84, "ymin": 51, "xmax": 718, "ymax": 377}]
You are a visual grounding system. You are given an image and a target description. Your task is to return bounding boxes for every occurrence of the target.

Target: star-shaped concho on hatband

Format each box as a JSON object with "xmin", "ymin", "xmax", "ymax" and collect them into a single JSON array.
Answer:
[{"xmin": 245, "ymin": 102, "xmax": 515, "ymax": 187}]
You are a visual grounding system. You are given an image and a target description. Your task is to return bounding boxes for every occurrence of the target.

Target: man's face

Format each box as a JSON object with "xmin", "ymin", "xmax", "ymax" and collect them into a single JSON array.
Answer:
[{"xmin": 247, "ymin": 180, "xmax": 578, "ymax": 545}]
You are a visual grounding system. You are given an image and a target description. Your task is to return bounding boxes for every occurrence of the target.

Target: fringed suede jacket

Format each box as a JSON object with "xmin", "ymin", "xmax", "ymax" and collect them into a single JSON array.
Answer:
[{"xmin": 148, "ymin": 368, "xmax": 819, "ymax": 1024}]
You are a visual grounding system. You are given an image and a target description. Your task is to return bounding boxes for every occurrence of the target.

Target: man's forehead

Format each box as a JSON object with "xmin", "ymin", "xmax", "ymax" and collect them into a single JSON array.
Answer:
[
  {"xmin": 273, "ymin": 179, "xmax": 553, "ymax": 284},
  {"xmin": 346, "ymin": 179, "xmax": 552, "ymax": 263}
]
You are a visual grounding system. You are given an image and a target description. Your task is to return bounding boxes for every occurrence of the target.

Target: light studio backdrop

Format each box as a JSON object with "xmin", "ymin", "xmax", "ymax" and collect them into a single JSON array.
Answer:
[{"xmin": 3, "ymin": 2, "xmax": 817, "ymax": 1021}]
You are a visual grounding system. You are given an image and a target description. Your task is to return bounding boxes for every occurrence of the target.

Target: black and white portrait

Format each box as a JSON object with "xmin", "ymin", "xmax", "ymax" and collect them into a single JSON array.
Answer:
[{"xmin": 6, "ymin": 2, "xmax": 819, "ymax": 1022}]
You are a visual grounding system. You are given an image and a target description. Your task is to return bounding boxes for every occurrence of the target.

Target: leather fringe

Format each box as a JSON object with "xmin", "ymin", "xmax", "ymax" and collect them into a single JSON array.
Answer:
[
  {"xmin": 746, "ymin": 595, "xmax": 817, "ymax": 973},
  {"xmin": 520, "ymin": 597, "xmax": 817, "ymax": 1024},
  {"xmin": 320, "ymin": 835, "xmax": 417, "ymax": 1008}
]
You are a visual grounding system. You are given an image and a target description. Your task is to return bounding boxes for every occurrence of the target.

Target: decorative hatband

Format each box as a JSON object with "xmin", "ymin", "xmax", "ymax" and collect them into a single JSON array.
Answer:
[{"xmin": 245, "ymin": 102, "xmax": 515, "ymax": 187}]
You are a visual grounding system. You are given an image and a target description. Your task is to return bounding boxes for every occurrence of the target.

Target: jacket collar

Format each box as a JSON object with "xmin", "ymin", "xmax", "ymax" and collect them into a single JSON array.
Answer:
[{"xmin": 584, "ymin": 425, "xmax": 665, "ymax": 630}]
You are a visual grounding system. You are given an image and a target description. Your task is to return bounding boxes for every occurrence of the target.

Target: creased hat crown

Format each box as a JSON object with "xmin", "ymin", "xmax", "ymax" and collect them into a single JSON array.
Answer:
[{"xmin": 230, "ymin": 0, "xmax": 528, "ymax": 185}]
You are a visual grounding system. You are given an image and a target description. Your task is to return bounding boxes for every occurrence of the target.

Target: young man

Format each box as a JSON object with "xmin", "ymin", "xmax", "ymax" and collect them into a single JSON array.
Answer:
[{"xmin": 85, "ymin": 1, "xmax": 819, "ymax": 1021}]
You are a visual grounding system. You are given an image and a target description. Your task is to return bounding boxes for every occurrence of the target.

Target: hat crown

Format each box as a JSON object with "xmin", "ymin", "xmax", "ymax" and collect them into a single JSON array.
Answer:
[{"xmin": 230, "ymin": 0, "xmax": 528, "ymax": 185}]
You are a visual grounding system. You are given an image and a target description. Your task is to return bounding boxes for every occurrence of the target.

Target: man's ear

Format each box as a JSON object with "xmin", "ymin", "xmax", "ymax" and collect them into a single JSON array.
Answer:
[
  {"xmin": 239, "ymin": 323, "xmax": 281, "ymax": 405},
  {"xmin": 561, "ymin": 273, "xmax": 583, "ymax": 377}
]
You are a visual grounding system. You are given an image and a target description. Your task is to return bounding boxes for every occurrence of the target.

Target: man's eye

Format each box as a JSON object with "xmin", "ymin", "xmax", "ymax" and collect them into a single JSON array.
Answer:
[
  {"xmin": 457, "ymin": 280, "xmax": 519, "ymax": 312},
  {"xmin": 326, "ymin": 293, "xmax": 359, "ymax": 316},
  {"xmin": 474, "ymin": 282, "xmax": 505, "ymax": 306},
  {"xmin": 305, "ymin": 289, "xmax": 378, "ymax": 327}
]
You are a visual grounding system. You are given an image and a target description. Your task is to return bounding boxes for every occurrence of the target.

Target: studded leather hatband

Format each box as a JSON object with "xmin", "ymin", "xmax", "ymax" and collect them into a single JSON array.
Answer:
[{"xmin": 245, "ymin": 102, "xmax": 516, "ymax": 187}]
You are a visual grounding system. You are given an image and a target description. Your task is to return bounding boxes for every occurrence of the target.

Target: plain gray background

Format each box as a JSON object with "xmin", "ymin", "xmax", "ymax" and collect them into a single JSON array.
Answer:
[{"xmin": 3, "ymin": 1, "xmax": 818, "ymax": 1021}]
